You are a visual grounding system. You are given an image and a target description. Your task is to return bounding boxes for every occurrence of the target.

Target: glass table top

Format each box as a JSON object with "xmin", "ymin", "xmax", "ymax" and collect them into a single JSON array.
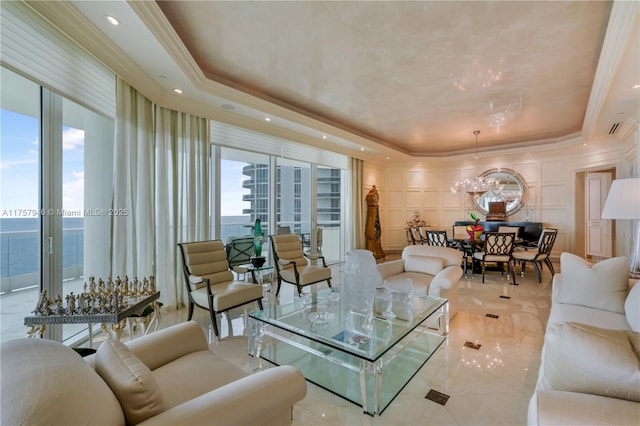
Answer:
[{"xmin": 249, "ymin": 289, "xmax": 447, "ymax": 362}]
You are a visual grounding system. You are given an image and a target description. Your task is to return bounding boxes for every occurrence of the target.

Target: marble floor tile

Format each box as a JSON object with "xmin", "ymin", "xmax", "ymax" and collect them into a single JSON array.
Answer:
[{"xmin": 155, "ymin": 257, "xmax": 554, "ymax": 425}]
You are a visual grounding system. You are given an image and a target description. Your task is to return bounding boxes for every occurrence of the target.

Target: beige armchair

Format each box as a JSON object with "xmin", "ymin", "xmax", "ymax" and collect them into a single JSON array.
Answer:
[
  {"xmin": 178, "ymin": 240, "xmax": 263, "ymax": 338},
  {"xmin": 1, "ymin": 321, "xmax": 307, "ymax": 426},
  {"xmin": 269, "ymin": 233, "xmax": 332, "ymax": 296}
]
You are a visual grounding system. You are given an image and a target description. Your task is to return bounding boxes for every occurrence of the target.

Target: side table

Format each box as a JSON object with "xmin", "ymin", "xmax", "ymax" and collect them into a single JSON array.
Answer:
[{"xmin": 24, "ymin": 291, "xmax": 161, "ymax": 345}]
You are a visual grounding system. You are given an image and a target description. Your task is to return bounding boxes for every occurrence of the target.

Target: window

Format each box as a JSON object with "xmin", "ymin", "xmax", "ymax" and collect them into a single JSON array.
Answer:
[{"xmin": 0, "ymin": 67, "xmax": 114, "ymax": 344}]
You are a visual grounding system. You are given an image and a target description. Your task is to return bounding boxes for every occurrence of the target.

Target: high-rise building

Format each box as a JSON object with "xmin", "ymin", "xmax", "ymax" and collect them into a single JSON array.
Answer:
[{"xmin": 241, "ymin": 164, "xmax": 342, "ymax": 237}]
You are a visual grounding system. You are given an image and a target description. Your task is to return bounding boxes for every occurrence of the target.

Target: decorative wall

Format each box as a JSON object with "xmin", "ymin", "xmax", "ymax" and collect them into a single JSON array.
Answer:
[{"xmin": 364, "ymin": 137, "xmax": 637, "ymax": 260}]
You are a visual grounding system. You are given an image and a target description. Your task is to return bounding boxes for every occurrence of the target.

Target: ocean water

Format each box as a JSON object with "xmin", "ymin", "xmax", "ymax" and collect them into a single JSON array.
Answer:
[{"xmin": 0, "ymin": 218, "xmax": 84, "ymax": 278}]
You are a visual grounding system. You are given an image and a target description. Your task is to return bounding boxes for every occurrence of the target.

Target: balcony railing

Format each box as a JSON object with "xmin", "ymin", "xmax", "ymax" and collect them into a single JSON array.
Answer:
[{"xmin": 0, "ymin": 229, "xmax": 84, "ymax": 294}]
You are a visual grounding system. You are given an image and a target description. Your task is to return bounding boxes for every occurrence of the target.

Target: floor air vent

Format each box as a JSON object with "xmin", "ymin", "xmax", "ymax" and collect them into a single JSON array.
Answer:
[{"xmin": 608, "ymin": 122, "xmax": 621, "ymax": 135}]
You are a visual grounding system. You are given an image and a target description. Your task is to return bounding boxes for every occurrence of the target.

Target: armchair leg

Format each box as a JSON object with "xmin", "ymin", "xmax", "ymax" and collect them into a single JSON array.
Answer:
[
  {"xmin": 187, "ymin": 301, "xmax": 195, "ymax": 321},
  {"xmin": 275, "ymin": 278, "xmax": 282, "ymax": 297},
  {"xmin": 257, "ymin": 299, "xmax": 264, "ymax": 310},
  {"xmin": 210, "ymin": 310, "xmax": 220, "ymax": 338}
]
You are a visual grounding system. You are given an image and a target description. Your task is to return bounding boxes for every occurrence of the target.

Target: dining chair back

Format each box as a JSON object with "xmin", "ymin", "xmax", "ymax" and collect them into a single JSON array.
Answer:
[
  {"xmin": 472, "ymin": 232, "xmax": 516, "ymax": 284},
  {"xmin": 512, "ymin": 228, "xmax": 558, "ymax": 282},
  {"xmin": 407, "ymin": 226, "xmax": 423, "ymax": 245},
  {"xmin": 225, "ymin": 236, "xmax": 255, "ymax": 268},
  {"xmin": 425, "ymin": 230, "xmax": 449, "ymax": 247}
]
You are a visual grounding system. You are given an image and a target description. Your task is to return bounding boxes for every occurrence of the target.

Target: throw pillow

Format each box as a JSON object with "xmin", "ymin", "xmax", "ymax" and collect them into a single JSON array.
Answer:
[
  {"xmin": 544, "ymin": 322, "xmax": 640, "ymax": 402},
  {"xmin": 557, "ymin": 252, "xmax": 629, "ymax": 313},
  {"xmin": 404, "ymin": 255, "xmax": 443, "ymax": 276},
  {"xmin": 95, "ymin": 339, "xmax": 165, "ymax": 424},
  {"xmin": 626, "ymin": 281, "xmax": 640, "ymax": 332}
]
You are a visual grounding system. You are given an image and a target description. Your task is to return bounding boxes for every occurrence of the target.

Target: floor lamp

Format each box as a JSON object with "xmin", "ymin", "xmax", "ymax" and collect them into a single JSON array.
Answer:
[{"xmin": 601, "ymin": 177, "xmax": 640, "ymax": 278}]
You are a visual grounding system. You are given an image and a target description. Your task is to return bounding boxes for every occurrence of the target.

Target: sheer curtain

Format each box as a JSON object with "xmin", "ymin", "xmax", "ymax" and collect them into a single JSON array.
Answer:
[
  {"xmin": 111, "ymin": 77, "xmax": 209, "ymax": 309},
  {"xmin": 111, "ymin": 78, "xmax": 155, "ymax": 279},
  {"xmin": 155, "ymin": 106, "xmax": 209, "ymax": 308},
  {"xmin": 351, "ymin": 158, "xmax": 365, "ymax": 249}
]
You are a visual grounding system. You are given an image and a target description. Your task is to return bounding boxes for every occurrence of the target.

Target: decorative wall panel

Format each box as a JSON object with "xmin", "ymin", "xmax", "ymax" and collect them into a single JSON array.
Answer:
[
  {"xmin": 540, "ymin": 184, "xmax": 567, "ymax": 207},
  {"xmin": 406, "ymin": 191, "xmax": 422, "ymax": 208},
  {"xmin": 385, "ymin": 170, "xmax": 403, "ymax": 188},
  {"xmin": 423, "ymin": 171, "xmax": 443, "ymax": 188},
  {"xmin": 541, "ymin": 161, "xmax": 567, "ymax": 183},
  {"xmin": 387, "ymin": 190, "xmax": 403, "ymax": 207},
  {"xmin": 405, "ymin": 171, "xmax": 423, "ymax": 188}
]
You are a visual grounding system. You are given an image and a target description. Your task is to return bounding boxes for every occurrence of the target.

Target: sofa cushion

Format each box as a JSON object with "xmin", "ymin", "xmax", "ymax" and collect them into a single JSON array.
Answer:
[
  {"xmin": 543, "ymin": 322, "xmax": 640, "ymax": 402},
  {"xmin": 556, "ymin": 253, "xmax": 629, "ymax": 313},
  {"xmin": 404, "ymin": 255, "xmax": 443, "ymax": 276},
  {"xmin": 0, "ymin": 338, "xmax": 125, "ymax": 426},
  {"xmin": 96, "ymin": 339, "xmax": 165, "ymax": 425},
  {"xmin": 626, "ymin": 281, "xmax": 640, "ymax": 332}
]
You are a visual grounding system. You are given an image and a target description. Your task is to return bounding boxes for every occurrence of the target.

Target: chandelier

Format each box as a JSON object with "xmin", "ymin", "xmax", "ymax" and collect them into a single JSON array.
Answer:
[{"xmin": 451, "ymin": 130, "xmax": 497, "ymax": 199}]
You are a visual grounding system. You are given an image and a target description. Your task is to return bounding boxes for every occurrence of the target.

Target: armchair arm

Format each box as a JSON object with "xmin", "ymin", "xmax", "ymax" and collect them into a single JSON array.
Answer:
[
  {"xmin": 278, "ymin": 259, "xmax": 292, "ymax": 266},
  {"xmin": 304, "ymin": 253, "xmax": 327, "ymax": 267},
  {"xmin": 188, "ymin": 275, "xmax": 203, "ymax": 285},
  {"xmin": 377, "ymin": 259, "xmax": 405, "ymax": 280},
  {"xmin": 126, "ymin": 321, "xmax": 209, "ymax": 371},
  {"xmin": 138, "ymin": 366, "xmax": 306, "ymax": 426},
  {"xmin": 428, "ymin": 265, "xmax": 463, "ymax": 297}
]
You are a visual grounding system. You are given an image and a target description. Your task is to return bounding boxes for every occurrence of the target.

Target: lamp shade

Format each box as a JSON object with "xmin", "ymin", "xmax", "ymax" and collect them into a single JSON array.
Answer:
[{"xmin": 601, "ymin": 178, "xmax": 640, "ymax": 219}]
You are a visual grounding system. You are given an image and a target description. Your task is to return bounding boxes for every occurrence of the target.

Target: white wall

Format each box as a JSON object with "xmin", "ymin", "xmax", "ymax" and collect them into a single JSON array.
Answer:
[{"xmin": 364, "ymin": 135, "xmax": 637, "ymax": 259}]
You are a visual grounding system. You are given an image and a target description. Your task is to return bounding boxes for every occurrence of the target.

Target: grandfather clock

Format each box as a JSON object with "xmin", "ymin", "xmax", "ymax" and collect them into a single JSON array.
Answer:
[{"xmin": 365, "ymin": 185, "xmax": 385, "ymax": 259}]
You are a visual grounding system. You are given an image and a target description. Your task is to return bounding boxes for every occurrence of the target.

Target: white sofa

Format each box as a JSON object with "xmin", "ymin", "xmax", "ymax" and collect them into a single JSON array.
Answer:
[
  {"xmin": 377, "ymin": 245, "xmax": 463, "ymax": 318},
  {"xmin": 527, "ymin": 253, "xmax": 640, "ymax": 426},
  {"xmin": 1, "ymin": 321, "xmax": 307, "ymax": 426}
]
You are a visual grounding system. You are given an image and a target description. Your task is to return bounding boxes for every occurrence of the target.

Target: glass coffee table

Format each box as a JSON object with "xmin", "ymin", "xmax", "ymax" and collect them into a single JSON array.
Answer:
[{"xmin": 248, "ymin": 289, "xmax": 448, "ymax": 416}]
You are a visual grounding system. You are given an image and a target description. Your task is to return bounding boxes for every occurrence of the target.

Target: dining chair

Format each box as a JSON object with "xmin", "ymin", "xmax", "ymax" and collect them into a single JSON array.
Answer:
[
  {"xmin": 225, "ymin": 236, "xmax": 255, "ymax": 268},
  {"xmin": 472, "ymin": 232, "xmax": 516, "ymax": 284},
  {"xmin": 452, "ymin": 225, "xmax": 474, "ymax": 274},
  {"xmin": 417, "ymin": 226, "xmax": 431, "ymax": 244},
  {"xmin": 178, "ymin": 240, "xmax": 263, "ymax": 338},
  {"xmin": 269, "ymin": 233, "xmax": 333, "ymax": 296},
  {"xmin": 425, "ymin": 230, "xmax": 449, "ymax": 247},
  {"xmin": 407, "ymin": 226, "xmax": 423, "ymax": 245},
  {"xmin": 498, "ymin": 225, "xmax": 524, "ymax": 248},
  {"xmin": 512, "ymin": 228, "xmax": 558, "ymax": 282}
]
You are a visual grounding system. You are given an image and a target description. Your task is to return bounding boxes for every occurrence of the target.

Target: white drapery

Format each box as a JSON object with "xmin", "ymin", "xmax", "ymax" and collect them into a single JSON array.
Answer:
[
  {"xmin": 155, "ymin": 106, "xmax": 209, "ymax": 308},
  {"xmin": 111, "ymin": 78, "xmax": 209, "ymax": 309}
]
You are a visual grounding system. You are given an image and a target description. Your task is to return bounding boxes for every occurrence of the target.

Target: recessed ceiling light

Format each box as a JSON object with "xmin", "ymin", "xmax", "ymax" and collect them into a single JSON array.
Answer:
[
  {"xmin": 221, "ymin": 104, "xmax": 235, "ymax": 110},
  {"xmin": 360, "ymin": 147, "xmax": 365, "ymax": 151},
  {"xmin": 633, "ymin": 84, "xmax": 640, "ymax": 89},
  {"xmin": 264, "ymin": 117, "xmax": 271, "ymax": 122},
  {"xmin": 105, "ymin": 15, "xmax": 120, "ymax": 26},
  {"xmin": 173, "ymin": 88, "xmax": 183, "ymax": 94},
  {"xmin": 322, "ymin": 135, "xmax": 327, "ymax": 139},
  {"xmin": 386, "ymin": 156, "xmax": 391, "ymax": 160}
]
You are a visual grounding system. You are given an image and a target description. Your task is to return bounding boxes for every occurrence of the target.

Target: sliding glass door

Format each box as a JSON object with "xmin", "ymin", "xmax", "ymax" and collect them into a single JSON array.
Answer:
[{"xmin": 0, "ymin": 67, "xmax": 114, "ymax": 344}]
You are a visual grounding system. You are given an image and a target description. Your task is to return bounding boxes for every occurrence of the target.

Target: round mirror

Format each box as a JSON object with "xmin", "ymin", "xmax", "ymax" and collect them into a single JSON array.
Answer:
[{"xmin": 474, "ymin": 168, "xmax": 527, "ymax": 216}]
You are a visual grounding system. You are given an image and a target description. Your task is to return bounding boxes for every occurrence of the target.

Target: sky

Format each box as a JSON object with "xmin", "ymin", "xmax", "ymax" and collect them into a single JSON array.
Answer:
[{"xmin": 1, "ymin": 108, "xmax": 249, "ymax": 218}]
